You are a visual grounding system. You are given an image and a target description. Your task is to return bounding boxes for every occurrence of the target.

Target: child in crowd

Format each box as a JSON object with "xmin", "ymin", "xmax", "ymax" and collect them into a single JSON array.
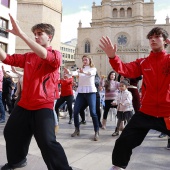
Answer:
[{"xmin": 111, "ymin": 79, "xmax": 133, "ymax": 136}]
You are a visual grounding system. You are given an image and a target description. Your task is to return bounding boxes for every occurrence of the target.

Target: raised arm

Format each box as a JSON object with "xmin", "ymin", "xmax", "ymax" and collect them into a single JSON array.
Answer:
[
  {"xmin": 99, "ymin": 36, "xmax": 117, "ymax": 58},
  {"xmin": 11, "ymin": 66, "xmax": 23, "ymax": 77},
  {"xmin": 5, "ymin": 14, "xmax": 47, "ymax": 59}
]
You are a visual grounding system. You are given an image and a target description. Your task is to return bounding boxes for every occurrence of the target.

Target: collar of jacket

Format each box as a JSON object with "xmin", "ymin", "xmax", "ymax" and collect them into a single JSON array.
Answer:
[
  {"xmin": 46, "ymin": 46, "xmax": 53, "ymax": 52},
  {"xmin": 149, "ymin": 50, "xmax": 167, "ymax": 59}
]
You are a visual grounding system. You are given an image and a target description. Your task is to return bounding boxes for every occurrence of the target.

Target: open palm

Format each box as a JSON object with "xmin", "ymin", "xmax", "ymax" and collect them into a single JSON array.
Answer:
[{"xmin": 99, "ymin": 36, "xmax": 117, "ymax": 58}]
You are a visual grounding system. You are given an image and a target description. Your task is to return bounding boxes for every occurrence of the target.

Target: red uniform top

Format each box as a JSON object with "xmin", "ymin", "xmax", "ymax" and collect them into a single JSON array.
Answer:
[
  {"xmin": 59, "ymin": 77, "xmax": 73, "ymax": 96},
  {"xmin": 3, "ymin": 47, "xmax": 61, "ymax": 110},
  {"xmin": 109, "ymin": 50, "xmax": 170, "ymax": 117}
]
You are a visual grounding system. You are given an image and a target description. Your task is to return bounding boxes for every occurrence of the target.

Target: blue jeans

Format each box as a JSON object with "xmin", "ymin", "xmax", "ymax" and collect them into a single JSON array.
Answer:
[
  {"xmin": 74, "ymin": 93, "xmax": 99, "ymax": 132},
  {"xmin": 0, "ymin": 91, "xmax": 5, "ymax": 120}
]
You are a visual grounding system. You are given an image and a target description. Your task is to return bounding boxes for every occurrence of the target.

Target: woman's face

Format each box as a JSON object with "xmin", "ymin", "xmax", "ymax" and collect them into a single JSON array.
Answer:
[
  {"xmin": 110, "ymin": 72, "xmax": 116, "ymax": 80},
  {"xmin": 82, "ymin": 57, "xmax": 90, "ymax": 66}
]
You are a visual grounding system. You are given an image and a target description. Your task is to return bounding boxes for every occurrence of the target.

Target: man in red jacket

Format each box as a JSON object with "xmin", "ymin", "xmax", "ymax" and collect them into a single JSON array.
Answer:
[
  {"xmin": 0, "ymin": 14, "xmax": 72, "ymax": 170},
  {"xmin": 99, "ymin": 27, "xmax": 170, "ymax": 170}
]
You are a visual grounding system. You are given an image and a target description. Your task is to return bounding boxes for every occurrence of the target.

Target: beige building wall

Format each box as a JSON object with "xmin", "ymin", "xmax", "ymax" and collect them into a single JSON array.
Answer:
[
  {"xmin": 16, "ymin": 0, "xmax": 62, "ymax": 53},
  {"xmin": 0, "ymin": 0, "xmax": 17, "ymax": 70},
  {"xmin": 0, "ymin": 0, "xmax": 17, "ymax": 55},
  {"xmin": 76, "ymin": 0, "xmax": 170, "ymax": 77}
]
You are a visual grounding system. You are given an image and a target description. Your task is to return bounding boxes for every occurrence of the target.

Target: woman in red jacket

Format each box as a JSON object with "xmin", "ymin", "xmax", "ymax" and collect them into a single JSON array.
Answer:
[{"xmin": 55, "ymin": 70, "xmax": 74, "ymax": 124}]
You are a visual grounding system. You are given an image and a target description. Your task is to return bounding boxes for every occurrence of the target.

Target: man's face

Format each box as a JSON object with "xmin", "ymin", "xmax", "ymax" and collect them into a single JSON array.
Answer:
[
  {"xmin": 148, "ymin": 33, "xmax": 166, "ymax": 52},
  {"xmin": 33, "ymin": 29, "xmax": 52, "ymax": 47}
]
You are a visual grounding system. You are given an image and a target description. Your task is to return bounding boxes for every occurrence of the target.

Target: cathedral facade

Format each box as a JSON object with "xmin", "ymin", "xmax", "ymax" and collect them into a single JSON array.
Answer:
[{"xmin": 76, "ymin": 0, "xmax": 170, "ymax": 76}]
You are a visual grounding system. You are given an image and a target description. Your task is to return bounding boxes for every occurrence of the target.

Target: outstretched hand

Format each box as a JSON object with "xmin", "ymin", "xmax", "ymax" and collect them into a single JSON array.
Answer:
[
  {"xmin": 99, "ymin": 36, "xmax": 117, "ymax": 58},
  {"xmin": 6, "ymin": 14, "xmax": 24, "ymax": 37}
]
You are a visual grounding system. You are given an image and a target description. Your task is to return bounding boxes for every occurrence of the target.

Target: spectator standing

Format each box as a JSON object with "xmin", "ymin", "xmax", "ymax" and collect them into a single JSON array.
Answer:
[
  {"xmin": 55, "ymin": 69, "xmax": 74, "ymax": 124},
  {"xmin": 111, "ymin": 79, "xmax": 133, "ymax": 136},
  {"xmin": 2, "ymin": 66, "xmax": 14, "ymax": 114},
  {"xmin": 0, "ymin": 66, "xmax": 6, "ymax": 123},
  {"xmin": 101, "ymin": 71, "xmax": 119, "ymax": 129}
]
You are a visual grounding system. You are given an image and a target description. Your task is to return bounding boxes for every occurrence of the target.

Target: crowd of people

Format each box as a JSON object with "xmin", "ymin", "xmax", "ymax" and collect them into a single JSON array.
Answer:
[{"xmin": 0, "ymin": 14, "xmax": 170, "ymax": 170}]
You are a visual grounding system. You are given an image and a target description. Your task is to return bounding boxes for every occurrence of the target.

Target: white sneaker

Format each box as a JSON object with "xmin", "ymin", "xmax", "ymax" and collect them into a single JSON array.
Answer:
[{"xmin": 109, "ymin": 165, "xmax": 123, "ymax": 170}]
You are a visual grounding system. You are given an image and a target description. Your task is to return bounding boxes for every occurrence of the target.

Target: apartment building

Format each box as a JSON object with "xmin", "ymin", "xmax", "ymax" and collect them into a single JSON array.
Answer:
[
  {"xmin": 60, "ymin": 38, "xmax": 77, "ymax": 71},
  {"xmin": 0, "ymin": 0, "xmax": 17, "ymax": 55}
]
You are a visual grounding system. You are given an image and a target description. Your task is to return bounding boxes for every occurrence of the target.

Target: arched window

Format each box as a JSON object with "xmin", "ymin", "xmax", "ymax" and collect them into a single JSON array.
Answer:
[
  {"xmin": 113, "ymin": 8, "xmax": 118, "ymax": 17},
  {"xmin": 127, "ymin": 7, "xmax": 132, "ymax": 17},
  {"xmin": 85, "ymin": 41, "xmax": 90, "ymax": 53},
  {"xmin": 120, "ymin": 8, "xmax": 125, "ymax": 17}
]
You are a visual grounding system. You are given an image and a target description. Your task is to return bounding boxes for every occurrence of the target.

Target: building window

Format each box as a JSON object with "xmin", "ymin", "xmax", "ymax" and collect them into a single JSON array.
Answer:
[
  {"xmin": 120, "ymin": 8, "xmax": 125, "ymax": 17},
  {"xmin": 85, "ymin": 41, "xmax": 90, "ymax": 53},
  {"xmin": 113, "ymin": 8, "xmax": 118, "ymax": 18},
  {"xmin": 0, "ymin": 42, "xmax": 7, "ymax": 52},
  {"xmin": 1, "ymin": 0, "xmax": 10, "ymax": 8},
  {"xmin": 0, "ymin": 18, "xmax": 8, "ymax": 38},
  {"xmin": 127, "ymin": 7, "xmax": 132, "ymax": 17}
]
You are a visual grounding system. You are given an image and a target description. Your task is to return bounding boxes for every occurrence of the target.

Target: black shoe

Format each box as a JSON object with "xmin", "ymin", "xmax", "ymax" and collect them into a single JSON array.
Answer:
[
  {"xmin": 167, "ymin": 139, "xmax": 170, "ymax": 150},
  {"xmin": 79, "ymin": 121, "xmax": 86, "ymax": 125},
  {"xmin": 1, "ymin": 164, "xmax": 13, "ymax": 170},
  {"xmin": 112, "ymin": 132, "xmax": 119, "ymax": 136},
  {"xmin": 1, "ymin": 161, "xmax": 27, "ymax": 170},
  {"xmin": 68, "ymin": 120, "xmax": 72, "ymax": 124},
  {"xmin": 158, "ymin": 133, "xmax": 167, "ymax": 138}
]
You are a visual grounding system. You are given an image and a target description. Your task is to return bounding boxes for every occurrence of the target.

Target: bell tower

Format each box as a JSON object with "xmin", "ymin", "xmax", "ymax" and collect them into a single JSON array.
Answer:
[{"xmin": 16, "ymin": 0, "xmax": 62, "ymax": 53}]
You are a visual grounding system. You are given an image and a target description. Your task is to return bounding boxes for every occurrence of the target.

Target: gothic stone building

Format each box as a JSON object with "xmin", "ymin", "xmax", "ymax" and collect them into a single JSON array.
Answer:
[{"xmin": 76, "ymin": 0, "xmax": 170, "ymax": 77}]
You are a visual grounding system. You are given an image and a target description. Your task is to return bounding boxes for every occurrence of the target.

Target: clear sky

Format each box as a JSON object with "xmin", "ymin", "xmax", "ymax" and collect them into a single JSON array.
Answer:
[{"xmin": 61, "ymin": 0, "xmax": 170, "ymax": 42}]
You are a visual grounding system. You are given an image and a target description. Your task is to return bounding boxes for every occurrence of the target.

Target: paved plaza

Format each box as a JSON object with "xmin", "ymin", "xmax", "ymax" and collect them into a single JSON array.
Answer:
[{"xmin": 0, "ymin": 111, "xmax": 170, "ymax": 170}]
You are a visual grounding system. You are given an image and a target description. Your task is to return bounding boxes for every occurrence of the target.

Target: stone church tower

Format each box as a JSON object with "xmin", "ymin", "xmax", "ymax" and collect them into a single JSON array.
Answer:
[
  {"xmin": 76, "ymin": 0, "xmax": 170, "ymax": 76},
  {"xmin": 16, "ymin": 0, "xmax": 62, "ymax": 53}
]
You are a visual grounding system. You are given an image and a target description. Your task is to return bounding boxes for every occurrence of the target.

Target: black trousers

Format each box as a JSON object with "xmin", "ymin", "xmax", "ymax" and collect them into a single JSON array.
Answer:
[
  {"xmin": 55, "ymin": 95, "xmax": 73, "ymax": 120},
  {"xmin": 3, "ymin": 105, "xmax": 72, "ymax": 170},
  {"xmin": 103, "ymin": 99, "xmax": 117, "ymax": 120},
  {"xmin": 112, "ymin": 111, "xmax": 170, "ymax": 169}
]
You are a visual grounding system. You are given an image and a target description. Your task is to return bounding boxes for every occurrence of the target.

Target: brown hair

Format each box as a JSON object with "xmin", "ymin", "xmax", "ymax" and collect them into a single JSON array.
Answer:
[
  {"xmin": 82, "ymin": 55, "xmax": 95, "ymax": 68},
  {"xmin": 31, "ymin": 23, "xmax": 55, "ymax": 41},
  {"xmin": 105, "ymin": 71, "xmax": 116, "ymax": 91},
  {"xmin": 147, "ymin": 27, "xmax": 169, "ymax": 48},
  {"xmin": 120, "ymin": 78, "xmax": 130, "ymax": 86}
]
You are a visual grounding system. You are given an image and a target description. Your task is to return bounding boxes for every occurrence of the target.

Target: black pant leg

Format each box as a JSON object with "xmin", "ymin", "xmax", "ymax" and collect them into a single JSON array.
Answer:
[
  {"xmin": 66, "ymin": 95, "xmax": 74, "ymax": 120},
  {"xmin": 112, "ymin": 112, "xmax": 150, "ymax": 168},
  {"xmin": 55, "ymin": 97, "xmax": 66, "ymax": 121},
  {"xmin": 96, "ymin": 93, "xmax": 101, "ymax": 123},
  {"xmin": 33, "ymin": 108, "xmax": 72, "ymax": 170},
  {"xmin": 112, "ymin": 112, "xmax": 170, "ymax": 169},
  {"xmin": 103, "ymin": 100, "xmax": 112, "ymax": 119},
  {"xmin": 4, "ymin": 106, "xmax": 32, "ymax": 165}
]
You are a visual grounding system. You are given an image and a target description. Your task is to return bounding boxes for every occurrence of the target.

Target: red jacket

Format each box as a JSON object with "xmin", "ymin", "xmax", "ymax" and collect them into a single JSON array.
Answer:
[
  {"xmin": 109, "ymin": 50, "xmax": 170, "ymax": 117},
  {"xmin": 3, "ymin": 47, "xmax": 61, "ymax": 110},
  {"xmin": 59, "ymin": 77, "xmax": 73, "ymax": 96}
]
